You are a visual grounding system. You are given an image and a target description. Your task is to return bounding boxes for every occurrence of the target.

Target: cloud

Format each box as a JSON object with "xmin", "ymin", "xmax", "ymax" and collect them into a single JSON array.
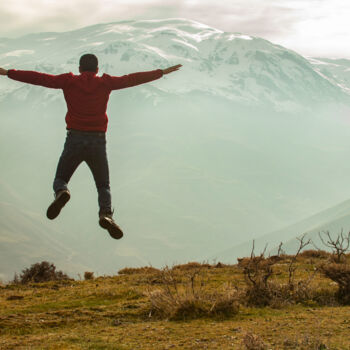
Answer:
[
  {"xmin": 0, "ymin": 0, "xmax": 309, "ymax": 38},
  {"xmin": 1, "ymin": 0, "xmax": 350, "ymax": 57}
]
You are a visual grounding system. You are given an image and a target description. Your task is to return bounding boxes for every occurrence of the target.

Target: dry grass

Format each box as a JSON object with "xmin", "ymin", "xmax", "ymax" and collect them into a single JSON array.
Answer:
[
  {"xmin": 282, "ymin": 335, "xmax": 328, "ymax": 350},
  {"xmin": 299, "ymin": 249, "xmax": 331, "ymax": 259},
  {"xmin": 118, "ymin": 266, "xmax": 160, "ymax": 275},
  {"xmin": 172, "ymin": 261, "xmax": 212, "ymax": 271},
  {"xmin": 145, "ymin": 266, "xmax": 240, "ymax": 320},
  {"xmin": 1, "ymin": 251, "xmax": 350, "ymax": 349}
]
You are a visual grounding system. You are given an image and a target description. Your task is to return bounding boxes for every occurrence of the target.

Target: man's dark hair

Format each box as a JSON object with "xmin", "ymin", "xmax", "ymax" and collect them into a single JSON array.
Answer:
[{"xmin": 79, "ymin": 54, "xmax": 98, "ymax": 72}]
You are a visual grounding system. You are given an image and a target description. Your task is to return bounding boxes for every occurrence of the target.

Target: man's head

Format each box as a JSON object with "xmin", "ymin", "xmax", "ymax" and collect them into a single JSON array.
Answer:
[{"xmin": 79, "ymin": 54, "xmax": 98, "ymax": 73}]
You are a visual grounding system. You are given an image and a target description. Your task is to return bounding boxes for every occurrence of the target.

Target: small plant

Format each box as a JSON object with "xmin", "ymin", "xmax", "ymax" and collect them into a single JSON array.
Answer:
[
  {"xmin": 84, "ymin": 271, "xmax": 94, "ymax": 280},
  {"xmin": 242, "ymin": 333, "xmax": 268, "ymax": 350},
  {"xmin": 13, "ymin": 261, "xmax": 70, "ymax": 284}
]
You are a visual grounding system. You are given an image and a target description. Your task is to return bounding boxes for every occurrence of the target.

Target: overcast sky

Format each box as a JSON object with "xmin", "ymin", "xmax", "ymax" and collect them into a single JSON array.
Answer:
[{"xmin": 1, "ymin": 0, "xmax": 350, "ymax": 58}]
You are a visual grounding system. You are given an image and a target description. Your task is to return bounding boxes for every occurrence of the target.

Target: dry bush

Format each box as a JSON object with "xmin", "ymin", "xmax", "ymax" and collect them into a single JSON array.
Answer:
[
  {"xmin": 320, "ymin": 263, "xmax": 350, "ymax": 304},
  {"xmin": 13, "ymin": 261, "xmax": 70, "ymax": 284},
  {"xmin": 242, "ymin": 333, "xmax": 268, "ymax": 350},
  {"xmin": 118, "ymin": 266, "xmax": 160, "ymax": 275},
  {"xmin": 84, "ymin": 271, "xmax": 94, "ymax": 280},
  {"xmin": 172, "ymin": 261, "xmax": 212, "ymax": 271},
  {"xmin": 316, "ymin": 230, "xmax": 350, "ymax": 263},
  {"xmin": 241, "ymin": 236, "xmax": 318, "ymax": 307},
  {"xmin": 145, "ymin": 266, "xmax": 240, "ymax": 320}
]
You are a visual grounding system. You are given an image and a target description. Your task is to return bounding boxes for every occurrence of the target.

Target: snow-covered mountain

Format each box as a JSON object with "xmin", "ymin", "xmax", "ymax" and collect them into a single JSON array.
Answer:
[
  {"xmin": 1, "ymin": 18, "xmax": 349, "ymax": 111},
  {"xmin": 2, "ymin": 18, "xmax": 350, "ymax": 279}
]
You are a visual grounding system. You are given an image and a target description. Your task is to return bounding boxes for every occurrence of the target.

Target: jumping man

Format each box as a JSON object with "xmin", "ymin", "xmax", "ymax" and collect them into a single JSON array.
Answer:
[{"xmin": 0, "ymin": 54, "xmax": 182, "ymax": 239}]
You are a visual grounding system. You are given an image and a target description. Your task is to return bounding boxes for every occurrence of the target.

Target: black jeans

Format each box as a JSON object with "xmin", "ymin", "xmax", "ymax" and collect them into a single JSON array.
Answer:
[{"xmin": 53, "ymin": 130, "xmax": 112, "ymax": 214}]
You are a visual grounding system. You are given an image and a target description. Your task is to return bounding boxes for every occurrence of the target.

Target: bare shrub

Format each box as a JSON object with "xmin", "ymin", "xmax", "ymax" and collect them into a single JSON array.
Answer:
[
  {"xmin": 241, "ymin": 235, "xmax": 317, "ymax": 307},
  {"xmin": 14, "ymin": 261, "xmax": 70, "ymax": 284},
  {"xmin": 320, "ymin": 263, "xmax": 350, "ymax": 305},
  {"xmin": 146, "ymin": 266, "xmax": 239, "ymax": 320},
  {"xmin": 118, "ymin": 266, "xmax": 160, "ymax": 275},
  {"xmin": 84, "ymin": 271, "xmax": 94, "ymax": 280},
  {"xmin": 316, "ymin": 230, "xmax": 350, "ymax": 263},
  {"xmin": 242, "ymin": 333, "xmax": 268, "ymax": 350}
]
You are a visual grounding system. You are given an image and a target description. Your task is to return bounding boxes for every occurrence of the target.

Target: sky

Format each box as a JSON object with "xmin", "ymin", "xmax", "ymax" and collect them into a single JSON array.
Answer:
[{"xmin": 1, "ymin": 0, "xmax": 350, "ymax": 58}]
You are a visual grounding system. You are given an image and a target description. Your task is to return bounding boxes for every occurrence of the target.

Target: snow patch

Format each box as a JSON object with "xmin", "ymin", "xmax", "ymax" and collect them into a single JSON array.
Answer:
[
  {"xmin": 4, "ymin": 50, "xmax": 35, "ymax": 57},
  {"xmin": 97, "ymin": 24, "xmax": 134, "ymax": 36},
  {"xmin": 171, "ymin": 38, "xmax": 199, "ymax": 52},
  {"xmin": 87, "ymin": 42, "xmax": 105, "ymax": 46},
  {"xmin": 307, "ymin": 57, "xmax": 338, "ymax": 66},
  {"xmin": 141, "ymin": 44, "xmax": 171, "ymax": 60},
  {"xmin": 227, "ymin": 34, "xmax": 252, "ymax": 41}
]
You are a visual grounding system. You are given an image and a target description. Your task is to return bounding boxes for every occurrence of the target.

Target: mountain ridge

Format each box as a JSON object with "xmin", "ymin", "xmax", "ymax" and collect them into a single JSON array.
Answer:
[{"xmin": 1, "ymin": 18, "xmax": 350, "ymax": 110}]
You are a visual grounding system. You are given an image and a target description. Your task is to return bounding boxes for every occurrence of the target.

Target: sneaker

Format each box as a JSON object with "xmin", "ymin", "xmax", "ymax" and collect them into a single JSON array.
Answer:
[
  {"xmin": 46, "ymin": 189, "xmax": 71, "ymax": 220},
  {"xmin": 99, "ymin": 213, "xmax": 123, "ymax": 239}
]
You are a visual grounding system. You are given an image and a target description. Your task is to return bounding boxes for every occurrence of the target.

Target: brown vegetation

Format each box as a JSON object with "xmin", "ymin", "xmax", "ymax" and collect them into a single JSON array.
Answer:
[
  {"xmin": 13, "ymin": 261, "xmax": 71, "ymax": 284},
  {"xmin": 146, "ymin": 266, "xmax": 240, "ymax": 320},
  {"xmin": 320, "ymin": 263, "xmax": 350, "ymax": 305},
  {"xmin": 239, "ymin": 235, "xmax": 319, "ymax": 308},
  {"xmin": 118, "ymin": 266, "xmax": 160, "ymax": 275},
  {"xmin": 84, "ymin": 271, "xmax": 94, "ymax": 280},
  {"xmin": 242, "ymin": 333, "xmax": 269, "ymax": 350},
  {"xmin": 316, "ymin": 230, "xmax": 350, "ymax": 263},
  {"xmin": 3, "ymin": 240, "xmax": 350, "ymax": 349}
]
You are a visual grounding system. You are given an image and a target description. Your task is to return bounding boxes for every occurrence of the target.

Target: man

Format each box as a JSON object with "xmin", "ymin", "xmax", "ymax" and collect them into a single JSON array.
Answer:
[{"xmin": 0, "ymin": 54, "xmax": 182, "ymax": 239}]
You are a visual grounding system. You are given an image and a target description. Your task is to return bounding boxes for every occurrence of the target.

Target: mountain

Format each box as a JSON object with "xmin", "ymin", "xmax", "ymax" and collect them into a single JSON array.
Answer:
[
  {"xmin": 211, "ymin": 199, "xmax": 350, "ymax": 263},
  {"xmin": 1, "ymin": 18, "xmax": 350, "ymax": 110},
  {"xmin": 2, "ymin": 18, "xmax": 350, "ymax": 278}
]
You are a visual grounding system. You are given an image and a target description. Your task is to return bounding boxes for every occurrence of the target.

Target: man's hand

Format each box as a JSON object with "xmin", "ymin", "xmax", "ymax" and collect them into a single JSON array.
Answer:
[
  {"xmin": 162, "ymin": 64, "xmax": 182, "ymax": 75},
  {"xmin": 0, "ymin": 68, "xmax": 8, "ymax": 76}
]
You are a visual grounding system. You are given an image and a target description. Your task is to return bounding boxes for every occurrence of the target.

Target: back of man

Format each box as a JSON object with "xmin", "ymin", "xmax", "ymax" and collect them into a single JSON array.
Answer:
[{"xmin": 63, "ymin": 71, "xmax": 111, "ymax": 131}]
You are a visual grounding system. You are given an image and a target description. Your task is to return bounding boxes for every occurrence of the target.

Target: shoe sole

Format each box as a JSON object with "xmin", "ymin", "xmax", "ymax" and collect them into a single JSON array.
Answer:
[
  {"xmin": 99, "ymin": 217, "xmax": 123, "ymax": 239},
  {"xmin": 46, "ymin": 191, "xmax": 70, "ymax": 220}
]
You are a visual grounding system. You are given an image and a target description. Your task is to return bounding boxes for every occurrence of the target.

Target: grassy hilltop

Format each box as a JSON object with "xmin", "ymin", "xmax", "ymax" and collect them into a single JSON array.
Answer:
[{"xmin": 1, "ymin": 247, "xmax": 350, "ymax": 350}]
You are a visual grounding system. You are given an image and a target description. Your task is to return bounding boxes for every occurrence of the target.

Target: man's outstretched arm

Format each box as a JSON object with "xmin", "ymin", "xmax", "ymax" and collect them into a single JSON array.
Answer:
[
  {"xmin": 0, "ymin": 67, "xmax": 71, "ymax": 89},
  {"xmin": 105, "ymin": 64, "xmax": 182, "ymax": 91}
]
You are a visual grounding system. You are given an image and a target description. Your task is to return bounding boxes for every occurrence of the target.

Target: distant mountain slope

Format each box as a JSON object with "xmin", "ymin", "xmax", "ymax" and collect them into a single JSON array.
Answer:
[
  {"xmin": 309, "ymin": 57, "xmax": 350, "ymax": 95},
  {"xmin": 0, "ymin": 200, "xmax": 89, "ymax": 281},
  {"xmin": 211, "ymin": 199, "xmax": 350, "ymax": 263}
]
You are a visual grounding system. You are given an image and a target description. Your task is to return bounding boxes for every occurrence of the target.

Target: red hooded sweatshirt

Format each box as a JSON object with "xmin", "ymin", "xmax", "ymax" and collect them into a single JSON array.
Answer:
[{"xmin": 7, "ymin": 68, "xmax": 164, "ymax": 132}]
